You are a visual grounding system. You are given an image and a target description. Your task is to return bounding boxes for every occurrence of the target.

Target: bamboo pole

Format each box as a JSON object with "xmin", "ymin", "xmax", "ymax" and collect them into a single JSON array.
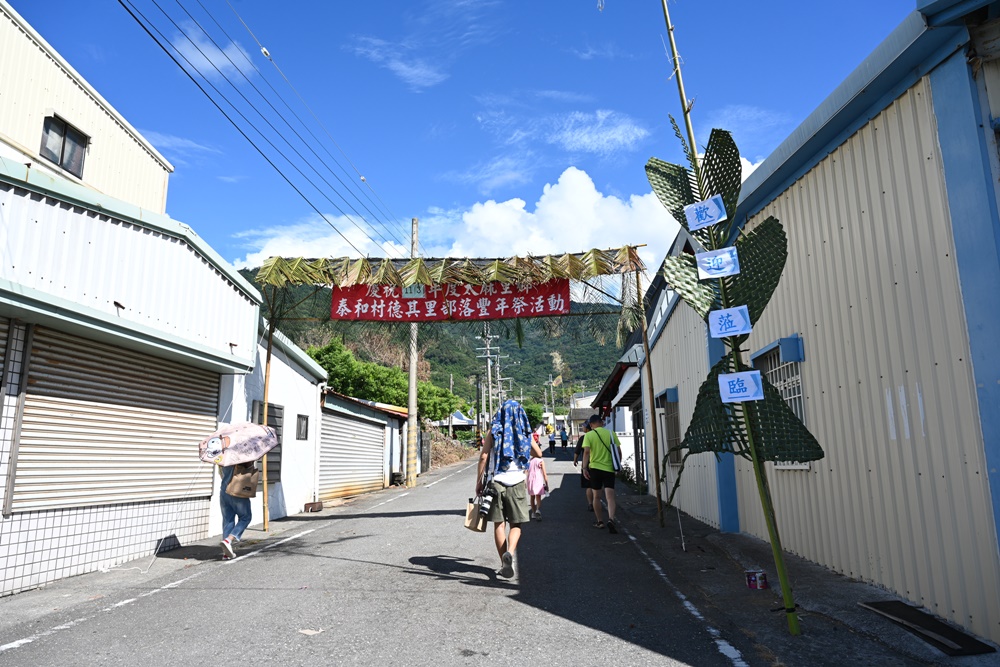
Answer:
[
  {"xmin": 636, "ymin": 269, "xmax": 664, "ymax": 527},
  {"xmin": 261, "ymin": 312, "xmax": 275, "ymax": 531}
]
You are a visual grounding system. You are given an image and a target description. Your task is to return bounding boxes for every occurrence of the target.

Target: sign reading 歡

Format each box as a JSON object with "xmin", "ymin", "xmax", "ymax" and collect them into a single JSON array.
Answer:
[
  {"xmin": 718, "ymin": 371, "xmax": 764, "ymax": 403},
  {"xmin": 708, "ymin": 305, "xmax": 752, "ymax": 338},
  {"xmin": 330, "ymin": 279, "xmax": 570, "ymax": 322},
  {"xmin": 696, "ymin": 247, "xmax": 741, "ymax": 280},
  {"xmin": 684, "ymin": 194, "xmax": 727, "ymax": 232}
]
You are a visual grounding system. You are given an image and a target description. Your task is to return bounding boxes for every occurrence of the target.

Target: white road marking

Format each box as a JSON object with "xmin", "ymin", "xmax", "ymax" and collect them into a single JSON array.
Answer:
[
  {"xmin": 423, "ymin": 463, "xmax": 478, "ymax": 488},
  {"xmin": 624, "ymin": 529, "xmax": 749, "ymax": 667},
  {"xmin": 0, "ymin": 530, "xmax": 315, "ymax": 653}
]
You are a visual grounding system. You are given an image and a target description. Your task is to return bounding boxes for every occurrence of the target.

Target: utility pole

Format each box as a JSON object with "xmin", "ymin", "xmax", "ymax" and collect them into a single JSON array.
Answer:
[
  {"xmin": 476, "ymin": 324, "xmax": 498, "ymax": 421},
  {"xmin": 448, "ymin": 373, "xmax": 454, "ymax": 439},
  {"xmin": 405, "ymin": 217, "xmax": 419, "ymax": 488}
]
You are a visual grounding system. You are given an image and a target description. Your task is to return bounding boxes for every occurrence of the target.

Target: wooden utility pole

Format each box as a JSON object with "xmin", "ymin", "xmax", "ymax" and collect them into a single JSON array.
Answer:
[
  {"xmin": 260, "ymin": 312, "xmax": 275, "ymax": 531},
  {"xmin": 636, "ymin": 270, "xmax": 664, "ymax": 527},
  {"xmin": 405, "ymin": 217, "xmax": 419, "ymax": 488}
]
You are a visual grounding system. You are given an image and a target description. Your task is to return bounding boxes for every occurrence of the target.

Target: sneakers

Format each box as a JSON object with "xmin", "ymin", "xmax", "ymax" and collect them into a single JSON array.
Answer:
[
  {"xmin": 607, "ymin": 520, "xmax": 618, "ymax": 534},
  {"xmin": 533, "ymin": 510, "xmax": 542, "ymax": 521},
  {"xmin": 221, "ymin": 537, "xmax": 235, "ymax": 559},
  {"xmin": 587, "ymin": 504, "xmax": 593, "ymax": 512},
  {"xmin": 498, "ymin": 551, "xmax": 514, "ymax": 579}
]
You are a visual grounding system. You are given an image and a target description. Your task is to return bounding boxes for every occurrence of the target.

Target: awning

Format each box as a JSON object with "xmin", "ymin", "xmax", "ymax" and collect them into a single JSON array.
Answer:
[{"xmin": 612, "ymin": 365, "xmax": 642, "ymax": 407}]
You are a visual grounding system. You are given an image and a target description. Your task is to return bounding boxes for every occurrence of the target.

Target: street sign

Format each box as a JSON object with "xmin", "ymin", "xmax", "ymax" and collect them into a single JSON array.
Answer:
[
  {"xmin": 683, "ymin": 194, "xmax": 727, "ymax": 231},
  {"xmin": 696, "ymin": 247, "xmax": 740, "ymax": 280},
  {"xmin": 718, "ymin": 371, "xmax": 764, "ymax": 403},
  {"xmin": 708, "ymin": 305, "xmax": 752, "ymax": 338}
]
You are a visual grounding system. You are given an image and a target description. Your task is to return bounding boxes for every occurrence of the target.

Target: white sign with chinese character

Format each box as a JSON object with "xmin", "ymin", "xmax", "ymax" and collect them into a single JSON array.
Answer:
[
  {"xmin": 708, "ymin": 305, "xmax": 752, "ymax": 338},
  {"xmin": 718, "ymin": 371, "xmax": 764, "ymax": 403},
  {"xmin": 401, "ymin": 284, "xmax": 425, "ymax": 299},
  {"xmin": 696, "ymin": 247, "xmax": 740, "ymax": 280},
  {"xmin": 684, "ymin": 194, "xmax": 727, "ymax": 232}
]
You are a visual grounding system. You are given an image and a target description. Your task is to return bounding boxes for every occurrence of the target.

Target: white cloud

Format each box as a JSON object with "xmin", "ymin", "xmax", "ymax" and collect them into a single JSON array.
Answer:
[
  {"xmin": 348, "ymin": 37, "xmax": 448, "ymax": 90},
  {"xmin": 741, "ymin": 156, "xmax": 764, "ymax": 182},
  {"xmin": 432, "ymin": 167, "xmax": 677, "ymax": 273},
  {"xmin": 535, "ymin": 90, "xmax": 594, "ymax": 104},
  {"xmin": 174, "ymin": 23, "xmax": 255, "ymax": 83},
  {"xmin": 231, "ymin": 217, "xmax": 407, "ymax": 269},
  {"xmin": 548, "ymin": 110, "xmax": 649, "ymax": 154},
  {"xmin": 139, "ymin": 129, "xmax": 218, "ymax": 167},
  {"xmin": 570, "ymin": 43, "xmax": 621, "ymax": 61},
  {"xmin": 448, "ymin": 154, "xmax": 535, "ymax": 194},
  {"xmin": 234, "ymin": 168, "xmax": 679, "ymax": 280}
]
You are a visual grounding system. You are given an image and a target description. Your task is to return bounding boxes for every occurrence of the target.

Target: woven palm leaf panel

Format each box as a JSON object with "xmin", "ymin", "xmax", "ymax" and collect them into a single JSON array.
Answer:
[{"xmin": 10, "ymin": 326, "xmax": 219, "ymax": 511}]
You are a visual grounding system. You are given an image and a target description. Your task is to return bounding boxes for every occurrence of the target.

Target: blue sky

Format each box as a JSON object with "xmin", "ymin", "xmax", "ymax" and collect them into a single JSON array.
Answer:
[{"xmin": 15, "ymin": 1, "xmax": 915, "ymax": 271}]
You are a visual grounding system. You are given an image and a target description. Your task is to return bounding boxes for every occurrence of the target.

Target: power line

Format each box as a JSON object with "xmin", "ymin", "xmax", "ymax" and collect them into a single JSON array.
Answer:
[
  {"xmin": 145, "ymin": 0, "xmax": 406, "ymax": 257},
  {"xmin": 222, "ymin": 0, "xmax": 430, "ymax": 257},
  {"xmin": 186, "ymin": 0, "xmax": 413, "ymax": 252}
]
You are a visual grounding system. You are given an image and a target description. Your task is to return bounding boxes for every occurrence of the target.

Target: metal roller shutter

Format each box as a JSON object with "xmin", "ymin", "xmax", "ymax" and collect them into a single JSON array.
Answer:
[
  {"xmin": 10, "ymin": 326, "xmax": 219, "ymax": 512},
  {"xmin": 318, "ymin": 410, "xmax": 385, "ymax": 500}
]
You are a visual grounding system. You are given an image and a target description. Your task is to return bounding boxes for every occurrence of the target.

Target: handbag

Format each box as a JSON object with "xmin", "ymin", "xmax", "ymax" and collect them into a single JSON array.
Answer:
[
  {"xmin": 225, "ymin": 462, "xmax": 259, "ymax": 498},
  {"xmin": 465, "ymin": 496, "xmax": 489, "ymax": 532}
]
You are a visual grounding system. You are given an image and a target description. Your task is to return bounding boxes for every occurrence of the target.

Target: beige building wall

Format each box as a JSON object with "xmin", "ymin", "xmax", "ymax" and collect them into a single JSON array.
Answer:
[
  {"xmin": 647, "ymin": 297, "xmax": 717, "ymax": 528},
  {"xmin": 0, "ymin": 2, "xmax": 171, "ymax": 212},
  {"xmin": 737, "ymin": 77, "xmax": 1000, "ymax": 642}
]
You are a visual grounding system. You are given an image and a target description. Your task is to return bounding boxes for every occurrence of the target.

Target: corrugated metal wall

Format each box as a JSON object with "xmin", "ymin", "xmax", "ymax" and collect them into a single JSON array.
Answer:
[
  {"xmin": 0, "ymin": 4, "xmax": 169, "ymax": 212},
  {"xmin": 318, "ymin": 411, "xmax": 386, "ymax": 500},
  {"xmin": 737, "ymin": 77, "xmax": 1000, "ymax": 642},
  {"xmin": 0, "ymin": 182, "xmax": 258, "ymax": 365},
  {"xmin": 647, "ymin": 299, "xmax": 718, "ymax": 527},
  {"xmin": 12, "ymin": 326, "xmax": 218, "ymax": 511}
]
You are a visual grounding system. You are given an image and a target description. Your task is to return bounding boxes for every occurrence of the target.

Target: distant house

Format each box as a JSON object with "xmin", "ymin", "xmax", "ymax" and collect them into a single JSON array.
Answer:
[{"xmin": 607, "ymin": 1, "xmax": 1000, "ymax": 644}]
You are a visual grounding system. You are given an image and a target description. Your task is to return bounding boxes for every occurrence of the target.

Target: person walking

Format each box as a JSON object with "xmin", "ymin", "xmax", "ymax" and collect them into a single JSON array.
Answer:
[
  {"xmin": 526, "ymin": 448, "xmax": 550, "ymax": 520},
  {"xmin": 219, "ymin": 464, "xmax": 252, "ymax": 559},
  {"xmin": 548, "ymin": 427, "xmax": 557, "ymax": 454},
  {"xmin": 572, "ymin": 421, "xmax": 595, "ymax": 512},
  {"xmin": 475, "ymin": 399, "xmax": 543, "ymax": 578},
  {"xmin": 559, "ymin": 426, "xmax": 569, "ymax": 450},
  {"xmin": 582, "ymin": 414, "xmax": 622, "ymax": 534}
]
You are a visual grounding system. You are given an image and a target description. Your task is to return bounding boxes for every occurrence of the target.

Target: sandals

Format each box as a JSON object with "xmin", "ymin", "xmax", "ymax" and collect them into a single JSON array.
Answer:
[{"xmin": 593, "ymin": 521, "xmax": 605, "ymax": 529}]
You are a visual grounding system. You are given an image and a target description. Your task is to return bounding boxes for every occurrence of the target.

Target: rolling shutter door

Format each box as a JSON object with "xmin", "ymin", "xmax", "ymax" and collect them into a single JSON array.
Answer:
[
  {"xmin": 11, "ymin": 326, "xmax": 219, "ymax": 512},
  {"xmin": 318, "ymin": 410, "xmax": 385, "ymax": 500}
]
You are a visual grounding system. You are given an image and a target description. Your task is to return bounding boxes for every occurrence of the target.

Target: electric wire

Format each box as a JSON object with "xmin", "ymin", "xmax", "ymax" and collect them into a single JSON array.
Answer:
[
  {"xmin": 143, "ymin": 0, "xmax": 405, "ymax": 257},
  {"xmin": 118, "ymin": 0, "xmax": 366, "ymax": 256},
  {"xmin": 178, "ymin": 0, "xmax": 412, "ymax": 253},
  {"xmin": 222, "ymin": 0, "xmax": 430, "ymax": 257}
]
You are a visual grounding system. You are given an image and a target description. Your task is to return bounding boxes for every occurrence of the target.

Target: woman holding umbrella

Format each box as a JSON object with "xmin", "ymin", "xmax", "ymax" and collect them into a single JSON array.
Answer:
[{"xmin": 219, "ymin": 465, "xmax": 251, "ymax": 559}]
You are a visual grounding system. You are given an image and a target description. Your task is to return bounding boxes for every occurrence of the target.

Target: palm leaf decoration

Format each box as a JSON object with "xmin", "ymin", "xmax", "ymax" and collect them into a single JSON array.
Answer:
[
  {"xmin": 700, "ymin": 129, "xmax": 743, "ymax": 241},
  {"xmin": 400, "ymin": 257, "xmax": 432, "ymax": 286},
  {"xmin": 728, "ymin": 216, "xmax": 787, "ymax": 326},
  {"xmin": 660, "ymin": 253, "xmax": 717, "ymax": 319}
]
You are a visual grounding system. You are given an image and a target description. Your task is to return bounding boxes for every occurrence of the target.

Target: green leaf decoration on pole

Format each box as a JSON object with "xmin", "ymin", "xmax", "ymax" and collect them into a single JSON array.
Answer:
[{"xmin": 649, "ymin": 127, "xmax": 824, "ymax": 636}]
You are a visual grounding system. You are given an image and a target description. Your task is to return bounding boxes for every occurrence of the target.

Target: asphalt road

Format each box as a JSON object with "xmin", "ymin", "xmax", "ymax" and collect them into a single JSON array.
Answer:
[{"xmin": 0, "ymin": 451, "xmax": 754, "ymax": 667}]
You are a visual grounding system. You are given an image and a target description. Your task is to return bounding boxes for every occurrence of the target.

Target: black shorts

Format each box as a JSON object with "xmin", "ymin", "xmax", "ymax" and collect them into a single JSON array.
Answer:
[
  {"xmin": 588, "ymin": 468, "xmax": 616, "ymax": 490},
  {"xmin": 580, "ymin": 471, "xmax": 590, "ymax": 488}
]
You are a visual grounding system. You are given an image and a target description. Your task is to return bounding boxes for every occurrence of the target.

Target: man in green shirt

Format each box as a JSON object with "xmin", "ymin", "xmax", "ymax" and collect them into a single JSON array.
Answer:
[{"xmin": 581, "ymin": 413, "xmax": 622, "ymax": 534}]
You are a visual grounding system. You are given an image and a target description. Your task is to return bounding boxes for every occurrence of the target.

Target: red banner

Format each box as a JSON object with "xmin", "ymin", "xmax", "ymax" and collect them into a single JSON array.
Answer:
[{"xmin": 330, "ymin": 280, "xmax": 571, "ymax": 322}]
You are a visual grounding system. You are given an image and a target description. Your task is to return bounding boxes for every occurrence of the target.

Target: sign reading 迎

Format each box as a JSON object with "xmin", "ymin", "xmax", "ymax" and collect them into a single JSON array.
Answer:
[
  {"xmin": 708, "ymin": 305, "xmax": 752, "ymax": 338},
  {"xmin": 718, "ymin": 371, "xmax": 764, "ymax": 403},
  {"xmin": 696, "ymin": 247, "xmax": 740, "ymax": 280},
  {"xmin": 330, "ymin": 279, "xmax": 571, "ymax": 322},
  {"xmin": 683, "ymin": 194, "xmax": 727, "ymax": 232}
]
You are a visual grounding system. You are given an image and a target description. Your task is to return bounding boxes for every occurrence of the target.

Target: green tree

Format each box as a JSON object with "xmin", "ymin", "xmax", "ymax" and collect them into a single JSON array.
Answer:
[
  {"xmin": 521, "ymin": 401, "xmax": 544, "ymax": 428},
  {"xmin": 308, "ymin": 339, "xmax": 463, "ymax": 421}
]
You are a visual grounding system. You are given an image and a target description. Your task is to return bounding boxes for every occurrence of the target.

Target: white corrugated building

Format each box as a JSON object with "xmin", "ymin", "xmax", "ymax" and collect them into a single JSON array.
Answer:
[
  {"xmin": 0, "ymin": 0, "xmax": 330, "ymax": 592},
  {"xmin": 609, "ymin": 0, "xmax": 1000, "ymax": 645}
]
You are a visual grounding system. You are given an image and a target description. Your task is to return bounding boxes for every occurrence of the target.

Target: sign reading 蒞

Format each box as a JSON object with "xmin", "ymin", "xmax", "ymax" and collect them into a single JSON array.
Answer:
[{"xmin": 330, "ymin": 279, "xmax": 571, "ymax": 322}]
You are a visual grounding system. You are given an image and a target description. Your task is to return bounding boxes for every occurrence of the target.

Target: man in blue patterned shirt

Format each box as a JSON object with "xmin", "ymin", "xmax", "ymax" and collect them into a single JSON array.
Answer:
[{"xmin": 475, "ymin": 400, "xmax": 543, "ymax": 579}]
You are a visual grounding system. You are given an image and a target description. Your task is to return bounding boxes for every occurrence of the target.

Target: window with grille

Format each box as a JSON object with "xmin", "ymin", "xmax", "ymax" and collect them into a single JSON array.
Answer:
[
  {"xmin": 296, "ymin": 414, "xmax": 308, "ymax": 440},
  {"xmin": 252, "ymin": 400, "xmax": 283, "ymax": 481},
  {"xmin": 40, "ymin": 116, "xmax": 88, "ymax": 178},
  {"xmin": 656, "ymin": 391, "xmax": 682, "ymax": 466},
  {"xmin": 752, "ymin": 348, "xmax": 809, "ymax": 470}
]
